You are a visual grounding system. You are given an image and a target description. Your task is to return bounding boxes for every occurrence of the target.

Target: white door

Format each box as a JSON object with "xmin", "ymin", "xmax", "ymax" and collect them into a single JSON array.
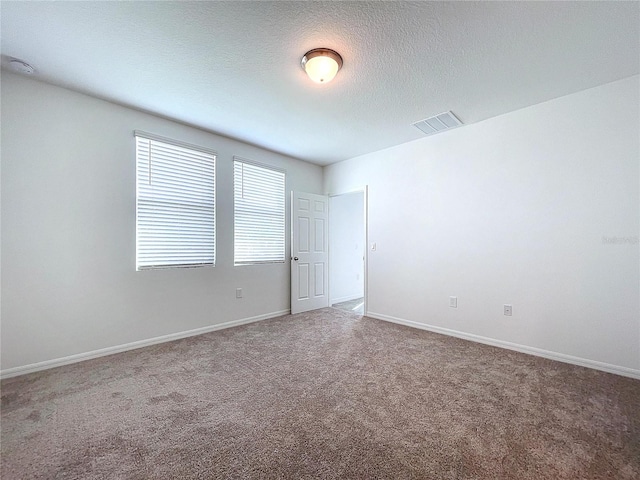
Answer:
[{"xmin": 291, "ymin": 191, "xmax": 329, "ymax": 314}]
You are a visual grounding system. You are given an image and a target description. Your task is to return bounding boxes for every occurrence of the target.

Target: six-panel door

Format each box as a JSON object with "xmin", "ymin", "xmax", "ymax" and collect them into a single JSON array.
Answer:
[{"xmin": 291, "ymin": 191, "xmax": 329, "ymax": 314}]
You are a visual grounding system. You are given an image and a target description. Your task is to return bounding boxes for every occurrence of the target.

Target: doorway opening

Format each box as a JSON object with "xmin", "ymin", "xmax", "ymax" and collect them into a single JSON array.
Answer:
[{"xmin": 329, "ymin": 190, "xmax": 366, "ymax": 316}]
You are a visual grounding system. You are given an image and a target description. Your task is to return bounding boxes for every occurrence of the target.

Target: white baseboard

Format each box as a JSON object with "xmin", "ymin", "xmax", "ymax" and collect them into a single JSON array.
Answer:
[
  {"xmin": 1, "ymin": 310, "xmax": 290, "ymax": 380},
  {"xmin": 331, "ymin": 294, "xmax": 364, "ymax": 305},
  {"xmin": 366, "ymin": 311, "xmax": 640, "ymax": 380}
]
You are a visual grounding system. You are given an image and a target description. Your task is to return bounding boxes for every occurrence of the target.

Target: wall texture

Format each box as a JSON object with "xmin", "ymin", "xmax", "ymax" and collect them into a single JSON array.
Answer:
[
  {"xmin": 1, "ymin": 73, "xmax": 323, "ymax": 373},
  {"xmin": 324, "ymin": 75, "xmax": 640, "ymax": 377},
  {"xmin": 329, "ymin": 192, "xmax": 365, "ymax": 304}
]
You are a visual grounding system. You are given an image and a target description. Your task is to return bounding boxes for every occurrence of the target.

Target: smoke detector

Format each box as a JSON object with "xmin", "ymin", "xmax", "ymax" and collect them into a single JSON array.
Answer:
[
  {"xmin": 412, "ymin": 111, "xmax": 462, "ymax": 136},
  {"xmin": 8, "ymin": 59, "xmax": 35, "ymax": 75}
]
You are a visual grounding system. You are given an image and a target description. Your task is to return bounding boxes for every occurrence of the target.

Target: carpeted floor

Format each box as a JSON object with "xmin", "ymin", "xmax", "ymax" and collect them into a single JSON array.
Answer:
[{"xmin": 2, "ymin": 309, "xmax": 639, "ymax": 479}]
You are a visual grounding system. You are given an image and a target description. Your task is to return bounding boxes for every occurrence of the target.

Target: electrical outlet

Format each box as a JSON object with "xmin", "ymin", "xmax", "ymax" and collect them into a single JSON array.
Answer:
[
  {"xmin": 504, "ymin": 304, "xmax": 512, "ymax": 316},
  {"xmin": 236, "ymin": 288, "xmax": 243, "ymax": 299},
  {"xmin": 449, "ymin": 296, "xmax": 458, "ymax": 308}
]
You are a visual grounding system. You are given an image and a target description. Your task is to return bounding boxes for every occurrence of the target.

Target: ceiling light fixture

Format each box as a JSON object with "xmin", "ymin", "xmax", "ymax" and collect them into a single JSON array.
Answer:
[{"xmin": 301, "ymin": 48, "xmax": 343, "ymax": 84}]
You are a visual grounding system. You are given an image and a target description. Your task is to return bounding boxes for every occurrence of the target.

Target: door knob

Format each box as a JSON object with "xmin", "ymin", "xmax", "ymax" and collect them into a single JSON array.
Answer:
[{"xmin": 293, "ymin": 257, "xmax": 299, "ymax": 261}]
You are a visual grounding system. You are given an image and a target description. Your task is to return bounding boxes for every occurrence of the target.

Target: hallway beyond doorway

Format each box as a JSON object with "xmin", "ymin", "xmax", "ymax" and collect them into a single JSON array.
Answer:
[{"xmin": 332, "ymin": 297, "xmax": 364, "ymax": 315}]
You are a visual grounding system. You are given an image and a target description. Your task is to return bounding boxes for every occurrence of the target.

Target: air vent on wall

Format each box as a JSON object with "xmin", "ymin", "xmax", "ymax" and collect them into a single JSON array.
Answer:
[{"xmin": 412, "ymin": 111, "xmax": 462, "ymax": 136}]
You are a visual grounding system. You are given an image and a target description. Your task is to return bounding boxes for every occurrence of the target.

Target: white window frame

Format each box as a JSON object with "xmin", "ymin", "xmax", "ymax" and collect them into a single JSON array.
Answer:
[
  {"xmin": 233, "ymin": 157, "xmax": 286, "ymax": 266},
  {"xmin": 135, "ymin": 131, "xmax": 216, "ymax": 270}
]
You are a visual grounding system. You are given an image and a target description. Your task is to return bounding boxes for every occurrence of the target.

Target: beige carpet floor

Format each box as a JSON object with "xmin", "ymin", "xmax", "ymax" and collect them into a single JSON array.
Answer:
[{"xmin": 2, "ymin": 308, "xmax": 639, "ymax": 479}]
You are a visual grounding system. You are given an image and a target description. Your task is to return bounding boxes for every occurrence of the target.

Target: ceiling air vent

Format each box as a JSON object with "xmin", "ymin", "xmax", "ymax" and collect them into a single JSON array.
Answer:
[{"xmin": 412, "ymin": 111, "xmax": 462, "ymax": 136}]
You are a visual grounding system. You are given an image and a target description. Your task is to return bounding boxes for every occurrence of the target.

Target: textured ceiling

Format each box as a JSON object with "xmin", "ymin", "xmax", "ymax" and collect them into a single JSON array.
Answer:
[{"xmin": 2, "ymin": 1, "xmax": 638, "ymax": 165}]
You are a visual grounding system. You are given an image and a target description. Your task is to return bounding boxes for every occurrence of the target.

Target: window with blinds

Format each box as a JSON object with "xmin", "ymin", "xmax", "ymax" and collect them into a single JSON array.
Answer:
[
  {"xmin": 234, "ymin": 158, "xmax": 286, "ymax": 265},
  {"xmin": 136, "ymin": 132, "xmax": 216, "ymax": 270}
]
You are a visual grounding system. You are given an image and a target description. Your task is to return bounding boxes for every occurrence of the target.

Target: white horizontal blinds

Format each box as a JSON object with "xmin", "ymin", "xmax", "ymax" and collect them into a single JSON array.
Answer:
[
  {"xmin": 234, "ymin": 159, "xmax": 285, "ymax": 265},
  {"xmin": 136, "ymin": 135, "xmax": 216, "ymax": 270}
]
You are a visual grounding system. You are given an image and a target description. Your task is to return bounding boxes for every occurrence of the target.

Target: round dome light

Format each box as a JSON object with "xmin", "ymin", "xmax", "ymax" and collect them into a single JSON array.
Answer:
[{"xmin": 301, "ymin": 49, "xmax": 343, "ymax": 84}]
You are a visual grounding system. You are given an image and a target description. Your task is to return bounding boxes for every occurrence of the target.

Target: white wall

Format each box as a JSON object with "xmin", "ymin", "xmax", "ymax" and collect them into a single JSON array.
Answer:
[
  {"xmin": 329, "ymin": 192, "xmax": 364, "ymax": 304},
  {"xmin": 324, "ymin": 75, "xmax": 640, "ymax": 376},
  {"xmin": 1, "ymin": 73, "xmax": 323, "ymax": 372}
]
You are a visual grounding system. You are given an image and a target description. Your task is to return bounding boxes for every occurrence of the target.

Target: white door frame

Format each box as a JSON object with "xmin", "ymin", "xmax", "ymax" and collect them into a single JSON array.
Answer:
[{"xmin": 328, "ymin": 186, "xmax": 368, "ymax": 316}]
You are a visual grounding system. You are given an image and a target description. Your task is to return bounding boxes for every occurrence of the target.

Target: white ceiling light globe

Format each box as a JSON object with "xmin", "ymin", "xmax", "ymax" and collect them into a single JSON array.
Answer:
[{"xmin": 301, "ymin": 49, "xmax": 343, "ymax": 84}]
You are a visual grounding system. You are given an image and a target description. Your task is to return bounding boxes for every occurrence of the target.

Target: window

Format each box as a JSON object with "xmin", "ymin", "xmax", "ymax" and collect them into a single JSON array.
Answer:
[
  {"xmin": 136, "ymin": 132, "xmax": 216, "ymax": 270},
  {"xmin": 234, "ymin": 158, "xmax": 285, "ymax": 265}
]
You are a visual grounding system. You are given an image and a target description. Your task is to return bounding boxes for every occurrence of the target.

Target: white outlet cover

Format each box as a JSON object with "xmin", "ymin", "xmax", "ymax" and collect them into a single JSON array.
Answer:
[
  {"xmin": 449, "ymin": 296, "xmax": 458, "ymax": 308},
  {"xmin": 504, "ymin": 304, "xmax": 512, "ymax": 316}
]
